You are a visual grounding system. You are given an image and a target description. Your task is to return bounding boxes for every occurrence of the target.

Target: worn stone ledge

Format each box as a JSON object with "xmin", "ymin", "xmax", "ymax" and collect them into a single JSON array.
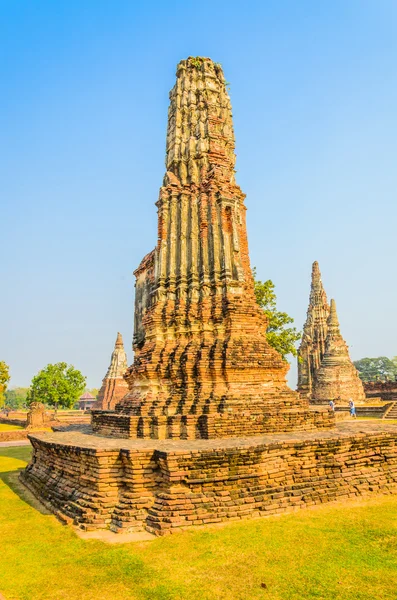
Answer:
[{"xmin": 24, "ymin": 420, "xmax": 397, "ymax": 451}]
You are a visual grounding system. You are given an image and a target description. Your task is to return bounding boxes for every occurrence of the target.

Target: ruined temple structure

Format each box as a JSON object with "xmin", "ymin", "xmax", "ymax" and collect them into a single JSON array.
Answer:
[
  {"xmin": 312, "ymin": 299, "xmax": 366, "ymax": 404},
  {"xmin": 26, "ymin": 402, "xmax": 52, "ymax": 429},
  {"xmin": 297, "ymin": 261, "xmax": 329, "ymax": 398},
  {"xmin": 21, "ymin": 58, "xmax": 397, "ymax": 538},
  {"xmin": 364, "ymin": 380, "xmax": 397, "ymax": 401},
  {"xmin": 94, "ymin": 333, "xmax": 129, "ymax": 410},
  {"xmin": 92, "ymin": 57, "xmax": 333, "ymax": 440}
]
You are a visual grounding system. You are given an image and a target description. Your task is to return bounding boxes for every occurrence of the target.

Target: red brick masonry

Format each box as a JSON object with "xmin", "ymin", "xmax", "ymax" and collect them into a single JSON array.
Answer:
[{"xmin": 21, "ymin": 421, "xmax": 397, "ymax": 536}]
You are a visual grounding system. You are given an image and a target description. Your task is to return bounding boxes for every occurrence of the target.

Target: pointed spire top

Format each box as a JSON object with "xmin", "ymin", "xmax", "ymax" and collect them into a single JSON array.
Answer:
[
  {"xmin": 309, "ymin": 260, "xmax": 327, "ymax": 304},
  {"xmin": 102, "ymin": 332, "xmax": 128, "ymax": 381},
  {"xmin": 311, "ymin": 261, "xmax": 322, "ymax": 287},
  {"xmin": 328, "ymin": 299, "xmax": 340, "ymax": 333},
  {"xmin": 95, "ymin": 332, "xmax": 129, "ymax": 410},
  {"xmin": 312, "ymin": 260, "xmax": 320, "ymax": 277},
  {"xmin": 115, "ymin": 332, "xmax": 124, "ymax": 348}
]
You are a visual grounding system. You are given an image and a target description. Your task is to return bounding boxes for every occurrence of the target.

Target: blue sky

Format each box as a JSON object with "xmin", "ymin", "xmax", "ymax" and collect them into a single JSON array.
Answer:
[{"xmin": 1, "ymin": 0, "xmax": 396, "ymax": 388}]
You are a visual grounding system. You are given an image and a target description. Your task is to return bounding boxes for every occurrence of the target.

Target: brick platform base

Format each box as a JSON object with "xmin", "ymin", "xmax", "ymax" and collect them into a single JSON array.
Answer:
[{"xmin": 20, "ymin": 422, "xmax": 397, "ymax": 536}]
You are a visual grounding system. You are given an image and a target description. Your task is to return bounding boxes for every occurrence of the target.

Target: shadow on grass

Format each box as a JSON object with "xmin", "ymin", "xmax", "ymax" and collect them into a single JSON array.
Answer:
[{"xmin": 0, "ymin": 468, "xmax": 52, "ymax": 515}]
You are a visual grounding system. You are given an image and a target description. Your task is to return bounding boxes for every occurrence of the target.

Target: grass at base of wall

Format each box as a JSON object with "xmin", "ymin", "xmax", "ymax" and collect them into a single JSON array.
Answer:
[
  {"xmin": 0, "ymin": 424, "xmax": 23, "ymax": 431},
  {"xmin": 1, "ymin": 446, "xmax": 397, "ymax": 600}
]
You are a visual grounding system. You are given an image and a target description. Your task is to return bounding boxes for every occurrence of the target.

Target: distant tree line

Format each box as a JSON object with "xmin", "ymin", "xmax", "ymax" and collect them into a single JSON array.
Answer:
[
  {"xmin": 353, "ymin": 356, "xmax": 397, "ymax": 382},
  {"xmin": 5, "ymin": 387, "xmax": 29, "ymax": 409},
  {"xmin": 0, "ymin": 361, "xmax": 97, "ymax": 411}
]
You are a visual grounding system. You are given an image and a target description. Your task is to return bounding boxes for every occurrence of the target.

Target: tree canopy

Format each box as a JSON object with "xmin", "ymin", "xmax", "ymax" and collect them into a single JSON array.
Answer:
[
  {"xmin": 353, "ymin": 356, "xmax": 397, "ymax": 382},
  {"xmin": 0, "ymin": 361, "xmax": 11, "ymax": 408},
  {"xmin": 253, "ymin": 269, "xmax": 301, "ymax": 361},
  {"xmin": 27, "ymin": 363, "xmax": 86, "ymax": 409},
  {"xmin": 5, "ymin": 387, "xmax": 29, "ymax": 410}
]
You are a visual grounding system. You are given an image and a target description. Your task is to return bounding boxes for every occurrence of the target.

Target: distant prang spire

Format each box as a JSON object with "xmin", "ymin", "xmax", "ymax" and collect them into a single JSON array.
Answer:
[
  {"xmin": 115, "ymin": 331, "xmax": 124, "ymax": 348},
  {"xmin": 312, "ymin": 299, "xmax": 366, "ymax": 403},
  {"xmin": 94, "ymin": 332, "xmax": 129, "ymax": 411},
  {"xmin": 297, "ymin": 261, "xmax": 330, "ymax": 398}
]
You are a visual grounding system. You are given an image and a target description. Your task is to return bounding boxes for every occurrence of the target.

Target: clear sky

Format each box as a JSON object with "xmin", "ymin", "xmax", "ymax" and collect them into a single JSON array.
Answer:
[{"xmin": 2, "ymin": 0, "xmax": 396, "ymax": 389}]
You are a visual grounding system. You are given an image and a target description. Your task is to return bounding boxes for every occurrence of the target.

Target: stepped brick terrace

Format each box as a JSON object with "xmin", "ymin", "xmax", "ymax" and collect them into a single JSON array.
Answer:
[{"xmin": 22, "ymin": 421, "xmax": 397, "ymax": 535}]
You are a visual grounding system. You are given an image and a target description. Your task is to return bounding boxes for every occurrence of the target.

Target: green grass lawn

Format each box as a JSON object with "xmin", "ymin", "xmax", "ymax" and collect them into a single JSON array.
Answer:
[
  {"xmin": 0, "ymin": 423, "xmax": 23, "ymax": 431},
  {"xmin": 1, "ymin": 447, "xmax": 397, "ymax": 600}
]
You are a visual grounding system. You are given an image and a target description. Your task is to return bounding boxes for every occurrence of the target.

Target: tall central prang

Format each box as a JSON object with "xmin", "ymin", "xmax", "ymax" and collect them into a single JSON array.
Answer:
[
  {"xmin": 22, "ymin": 57, "xmax": 397, "ymax": 540},
  {"xmin": 92, "ymin": 57, "xmax": 333, "ymax": 439}
]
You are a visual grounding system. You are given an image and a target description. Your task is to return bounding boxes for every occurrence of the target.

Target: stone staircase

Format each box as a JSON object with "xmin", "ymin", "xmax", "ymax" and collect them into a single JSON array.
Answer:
[{"xmin": 383, "ymin": 401, "xmax": 397, "ymax": 419}]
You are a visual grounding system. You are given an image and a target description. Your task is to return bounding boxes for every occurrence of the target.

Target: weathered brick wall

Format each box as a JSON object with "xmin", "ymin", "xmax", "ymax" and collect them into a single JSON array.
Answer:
[
  {"xmin": 0, "ymin": 430, "xmax": 29, "ymax": 442},
  {"xmin": 21, "ymin": 439, "xmax": 125, "ymax": 529},
  {"xmin": 364, "ymin": 381, "xmax": 397, "ymax": 401},
  {"xmin": 21, "ymin": 428, "xmax": 397, "ymax": 535},
  {"xmin": 146, "ymin": 433, "xmax": 397, "ymax": 534}
]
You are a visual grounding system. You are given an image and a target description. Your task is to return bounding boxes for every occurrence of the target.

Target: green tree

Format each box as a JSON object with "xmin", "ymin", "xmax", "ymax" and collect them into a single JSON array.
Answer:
[
  {"xmin": 253, "ymin": 269, "xmax": 301, "ymax": 361},
  {"xmin": 0, "ymin": 361, "xmax": 11, "ymax": 408},
  {"xmin": 353, "ymin": 357, "xmax": 397, "ymax": 382},
  {"xmin": 392, "ymin": 356, "xmax": 397, "ymax": 375},
  {"xmin": 5, "ymin": 387, "xmax": 29, "ymax": 410},
  {"xmin": 27, "ymin": 363, "xmax": 86, "ymax": 409}
]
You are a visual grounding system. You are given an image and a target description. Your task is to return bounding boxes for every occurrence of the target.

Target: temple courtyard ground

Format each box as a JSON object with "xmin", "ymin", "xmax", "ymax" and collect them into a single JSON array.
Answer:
[
  {"xmin": 1, "ymin": 441, "xmax": 397, "ymax": 600},
  {"xmin": 0, "ymin": 424, "xmax": 23, "ymax": 431}
]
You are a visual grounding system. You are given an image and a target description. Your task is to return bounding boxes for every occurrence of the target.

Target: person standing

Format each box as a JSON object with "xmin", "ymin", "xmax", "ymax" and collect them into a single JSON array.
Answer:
[
  {"xmin": 349, "ymin": 398, "xmax": 357, "ymax": 418},
  {"xmin": 329, "ymin": 400, "xmax": 335, "ymax": 412}
]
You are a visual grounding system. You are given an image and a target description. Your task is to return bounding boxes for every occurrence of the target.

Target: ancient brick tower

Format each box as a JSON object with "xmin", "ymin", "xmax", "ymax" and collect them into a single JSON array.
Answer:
[
  {"xmin": 92, "ymin": 57, "xmax": 333, "ymax": 439},
  {"xmin": 312, "ymin": 299, "xmax": 366, "ymax": 403},
  {"xmin": 297, "ymin": 261, "xmax": 330, "ymax": 398},
  {"xmin": 95, "ymin": 332, "xmax": 129, "ymax": 410}
]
